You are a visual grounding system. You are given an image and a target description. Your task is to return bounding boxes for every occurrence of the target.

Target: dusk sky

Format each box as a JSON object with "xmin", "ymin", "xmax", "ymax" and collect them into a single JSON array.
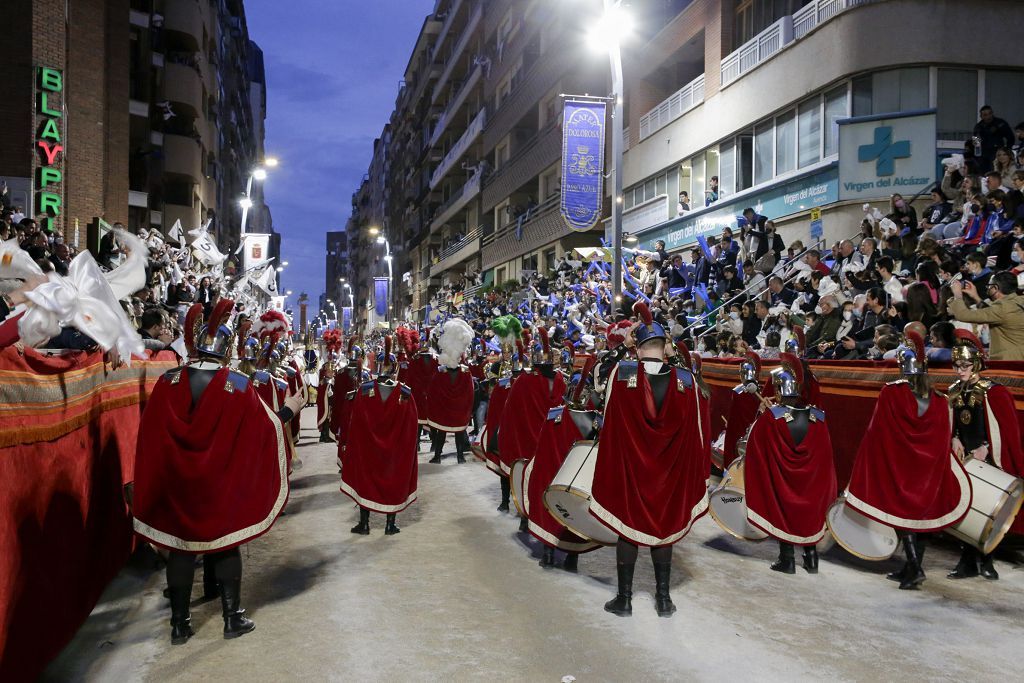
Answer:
[{"xmin": 246, "ymin": 1, "xmax": 435, "ymax": 308}]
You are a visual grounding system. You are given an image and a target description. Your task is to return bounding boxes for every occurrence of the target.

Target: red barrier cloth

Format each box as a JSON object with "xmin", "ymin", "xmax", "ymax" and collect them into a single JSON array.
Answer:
[
  {"xmin": 425, "ymin": 367, "xmax": 474, "ymax": 432},
  {"xmin": 0, "ymin": 348, "xmax": 177, "ymax": 682},
  {"xmin": 479, "ymin": 380, "xmax": 512, "ymax": 474},
  {"xmin": 589, "ymin": 366, "xmax": 709, "ymax": 547},
  {"xmin": 399, "ymin": 354, "xmax": 437, "ymax": 425},
  {"xmin": 131, "ymin": 368, "xmax": 290, "ymax": 553},
  {"xmin": 497, "ymin": 371, "xmax": 566, "ymax": 475},
  {"xmin": 744, "ymin": 410, "xmax": 837, "ymax": 545},
  {"xmin": 523, "ymin": 409, "xmax": 600, "ymax": 553},
  {"xmin": 846, "ymin": 382, "xmax": 970, "ymax": 532},
  {"xmin": 340, "ymin": 382, "xmax": 418, "ymax": 512},
  {"xmin": 723, "ymin": 392, "xmax": 760, "ymax": 468}
]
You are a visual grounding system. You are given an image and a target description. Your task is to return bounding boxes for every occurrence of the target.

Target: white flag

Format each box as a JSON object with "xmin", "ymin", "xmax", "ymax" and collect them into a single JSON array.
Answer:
[
  {"xmin": 167, "ymin": 219, "xmax": 185, "ymax": 245},
  {"xmin": 191, "ymin": 232, "xmax": 226, "ymax": 265},
  {"xmin": 254, "ymin": 264, "xmax": 279, "ymax": 296}
]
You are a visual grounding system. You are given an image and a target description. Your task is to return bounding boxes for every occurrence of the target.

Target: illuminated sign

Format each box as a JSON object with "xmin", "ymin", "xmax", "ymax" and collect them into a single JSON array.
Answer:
[{"xmin": 36, "ymin": 67, "xmax": 64, "ymax": 230}]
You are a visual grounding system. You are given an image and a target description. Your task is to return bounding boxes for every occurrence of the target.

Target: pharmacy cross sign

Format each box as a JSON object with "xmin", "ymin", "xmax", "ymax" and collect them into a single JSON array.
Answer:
[{"xmin": 858, "ymin": 125, "xmax": 911, "ymax": 177}]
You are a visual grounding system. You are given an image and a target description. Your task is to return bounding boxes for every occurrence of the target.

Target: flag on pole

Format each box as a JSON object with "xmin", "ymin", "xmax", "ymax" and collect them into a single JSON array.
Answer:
[
  {"xmin": 254, "ymin": 264, "xmax": 279, "ymax": 296},
  {"xmin": 167, "ymin": 219, "xmax": 185, "ymax": 245},
  {"xmin": 191, "ymin": 231, "xmax": 226, "ymax": 265}
]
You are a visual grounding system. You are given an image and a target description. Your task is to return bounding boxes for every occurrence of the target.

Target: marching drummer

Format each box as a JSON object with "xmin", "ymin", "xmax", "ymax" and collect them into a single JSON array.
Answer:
[
  {"xmin": 743, "ymin": 353, "xmax": 837, "ymax": 574},
  {"xmin": 946, "ymin": 330, "xmax": 1024, "ymax": 581}
]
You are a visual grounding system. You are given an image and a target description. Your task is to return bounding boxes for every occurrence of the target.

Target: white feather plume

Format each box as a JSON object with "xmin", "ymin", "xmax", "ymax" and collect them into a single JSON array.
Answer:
[{"xmin": 437, "ymin": 318, "xmax": 473, "ymax": 368}]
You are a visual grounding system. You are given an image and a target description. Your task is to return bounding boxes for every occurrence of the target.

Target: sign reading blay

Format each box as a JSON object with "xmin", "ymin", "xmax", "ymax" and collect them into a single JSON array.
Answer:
[
  {"xmin": 35, "ymin": 67, "xmax": 64, "ymax": 231},
  {"xmin": 560, "ymin": 100, "xmax": 606, "ymax": 232},
  {"xmin": 838, "ymin": 110, "xmax": 936, "ymax": 201}
]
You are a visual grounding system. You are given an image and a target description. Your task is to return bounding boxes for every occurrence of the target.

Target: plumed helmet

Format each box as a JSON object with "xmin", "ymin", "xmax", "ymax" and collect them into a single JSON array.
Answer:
[
  {"xmin": 531, "ymin": 326, "xmax": 555, "ymax": 365},
  {"xmin": 567, "ymin": 353, "xmax": 598, "ymax": 409},
  {"xmin": 786, "ymin": 325, "xmax": 805, "ymax": 355},
  {"xmin": 241, "ymin": 336, "xmax": 260, "ymax": 362},
  {"xmin": 951, "ymin": 328, "xmax": 985, "ymax": 373},
  {"xmin": 377, "ymin": 335, "xmax": 397, "ymax": 377},
  {"xmin": 632, "ymin": 301, "xmax": 666, "ymax": 347},
  {"xmin": 605, "ymin": 320, "xmax": 633, "ymax": 350},
  {"xmin": 897, "ymin": 325, "xmax": 927, "ymax": 376},
  {"xmin": 185, "ymin": 299, "xmax": 235, "ymax": 360},
  {"xmin": 771, "ymin": 352, "xmax": 804, "ymax": 399},
  {"xmin": 740, "ymin": 350, "xmax": 762, "ymax": 385}
]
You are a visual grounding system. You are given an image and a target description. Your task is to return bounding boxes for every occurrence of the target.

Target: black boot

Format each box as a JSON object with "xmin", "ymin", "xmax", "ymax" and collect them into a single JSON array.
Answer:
[
  {"xmin": 429, "ymin": 430, "xmax": 443, "ymax": 463},
  {"xmin": 979, "ymin": 553, "xmax": 999, "ymax": 580},
  {"xmin": 947, "ymin": 546, "xmax": 979, "ymax": 579},
  {"xmin": 899, "ymin": 533, "xmax": 926, "ymax": 590},
  {"xmin": 351, "ymin": 507, "xmax": 370, "ymax": 535},
  {"xmin": 456, "ymin": 451, "xmax": 466, "ymax": 464},
  {"xmin": 428, "ymin": 452, "xmax": 443, "ymax": 464},
  {"xmin": 604, "ymin": 562, "xmax": 634, "ymax": 616},
  {"xmin": 384, "ymin": 513, "xmax": 400, "ymax": 535},
  {"xmin": 653, "ymin": 562, "xmax": 676, "ymax": 617},
  {"xmin": 886, "ymin": 562, "xmax": 909, "ymax": 582},
  {"xmin": 201, "ymin": 555, "xmax": 219, "ymax": 600},
  {"xmin": 168, "ymin": 586, "xmax": 194, "ymax": 645},
  {"xmin": 539, "ymin": 545, "xmax": 555, "ymax": 568},
  {"xmin": 563, "ymin": 552, "xmax": 579, "ymax": 573},
  {"xmin": 519, "ymin": 516, "xmax": 528, "ymax": 533},
  {"xmin": 319, "ymin": 426, "xmax": 335, "ymax": 443},
  {"xmin": 770, "ymin": 542, "xmax": 796, "ymax": 574},
  {"xmin": 802, "ymin": 546, "xmax": 819, "ymax": 574},
  {"xmin": 219, "ymin": 579, "xmax": 256, "ymax": 639},
  {"xmin": 455, "ymin": 432, "xmax": 468, "ymax": 463},
  {"xmin": 497, "ymin": 477, "xmax": 510, "ymax": 512}
]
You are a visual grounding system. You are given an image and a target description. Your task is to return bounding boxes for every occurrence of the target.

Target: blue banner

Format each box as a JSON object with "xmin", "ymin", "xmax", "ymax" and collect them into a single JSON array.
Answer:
[
  {"xmin": 560, "ymin": 100, "xmax": 606, "ymax": 232},
  {"xmin": 374, "ymin": 277, "xmax": 388, "ymax": 318},
  {"xmin": 341, "ymin": 307, "xmax": 352, "ymax": 333}
]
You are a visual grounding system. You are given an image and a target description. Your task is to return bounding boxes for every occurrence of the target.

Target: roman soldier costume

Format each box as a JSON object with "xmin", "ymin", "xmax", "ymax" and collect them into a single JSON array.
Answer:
[
  {"xmin": 316, "ymin": 329, "xmax": 343, "ymax": 443},
  {"xmin": 590, "ymin": 302, "xmax": 709, "ymax": 617},
  {"xmin": 523, "ymin": 353, "xmax": 601, "ymax": 569},
  {"xmin": 721, "ymin": 351, "xmax": 766, "ymax": 469},
  {"xmin": 425, "ymin": 319, "xmax": 475, "ymax": 464},
  {"xmin": 743, "ymin": 353, "xmax": 837, "ymax": 574},
  {"xmin": 331, "ymin": 338, "xmax": 367, "ymax": 444},
  {"xmin": 946, "ymin": 330, "xmax": 1024, "ymax": 580},
  {"xmin": 845, "ymin": 327, "xmax": 971, "ymax": 590},
  {"xmin": 340, "ymin": 336, "xmax": 419, "ymax": 535},
  {"xmin": 131, "ymin": 300, "xmax": 302, "ymax": 644},
  {"xmin": 399, "ymin": 329, "xmax": 437, "ymax": 431},
  {"xmin": 477, "ymin": 316, "xmax": 524, "ymax": 510}
]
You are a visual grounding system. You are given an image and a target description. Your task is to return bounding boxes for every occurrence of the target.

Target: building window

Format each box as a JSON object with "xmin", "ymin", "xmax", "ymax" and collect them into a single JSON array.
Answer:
[
  {"xmin": 544, "ymin": 248, "xmax": 556, "ymax": 271},
  {"xmin": 706, "ymin": 147, "xmax": 720, "ymax": 199},
  {"xmin": 775, "ymin": 110, "xmax": 796, "ymax": 175},
  {"xmin": 823, "ymin": 85, "xmax": 847, "ymax": 157},
  {"xmin": 984, "ymin": 70, "xmax": 1024, "ymax": 134},
  {"xmin": 753, "ymin": 120, "xmax": 773, "ymax": 186},
  {"xmin": 852, "ymin": 68, "xmax": 928, "ymax": 117},
  {"xmin": 937, "ymin": 69, "xmax": 977, "ymax": 141},
  {"xmin": 691, "ymin": 153, "xmax": 706, "ymax": 206},
  {"xmin": 678, "ymin": 162, "xmax": 692, "ymax": 204},
  {"xmin": 719, "ymin": 141, "xmax": 736, "ymax": 197},
  {"xmin": 797, "ymin": 98, "xmax": 821, "ymax": 168},
  {"xmin": 625, "ymin": 171, "xmax": 669, "ymax": 209}
]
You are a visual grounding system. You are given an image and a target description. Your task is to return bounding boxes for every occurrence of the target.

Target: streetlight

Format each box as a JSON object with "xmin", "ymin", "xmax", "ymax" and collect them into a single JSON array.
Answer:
[
  {"xmin": 241, "ymin": 158, "xmax": 279, "ymax": 234},
  {"xmin": 588, "ymin": 0, "xmax": 631, "ymax": 302},
  {"xmin": 368, "ymin": 226, "xmax": 380, "ymax": 237},
  {"xmin": 264, "ymin": 157, "xmax": 279, "ymax": 168},
  {"xmin": 239, "ymin": 196, "xmax": 253, "ymax": 210}
]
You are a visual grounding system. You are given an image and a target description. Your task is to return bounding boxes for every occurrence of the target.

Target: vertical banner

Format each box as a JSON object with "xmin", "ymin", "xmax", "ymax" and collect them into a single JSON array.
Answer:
[
  {"xmin": 242, "ymin": 233, "xmax": 271, "ymax": 272},
  {"xmin": 560, "ymin": 100, "xmax": 607, "ymax": 232},
  {"xmin": 342, "ymin": 307, "xmax": 352, "ymax": 333},
  {"xmin": 374, "ymin": 277, "xmax": 389, "ymax": 318}
]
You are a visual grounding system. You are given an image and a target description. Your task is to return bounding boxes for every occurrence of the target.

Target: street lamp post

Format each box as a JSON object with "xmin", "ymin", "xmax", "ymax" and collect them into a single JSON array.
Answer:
[{"xmin": 240, "ymin": 157, "xmax": 278, "ymax": 236}]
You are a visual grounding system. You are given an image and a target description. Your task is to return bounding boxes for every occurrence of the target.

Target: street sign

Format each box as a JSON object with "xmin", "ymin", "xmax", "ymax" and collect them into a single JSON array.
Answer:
[{"xmin": 809, "ymin": 207, "xmax": 823, "ymax": 239}]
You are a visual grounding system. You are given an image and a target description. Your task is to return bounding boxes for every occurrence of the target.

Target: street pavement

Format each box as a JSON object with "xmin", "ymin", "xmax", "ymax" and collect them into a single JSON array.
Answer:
[{"xmin": 44, "ymin": 412, "xmax": 1022, "ymax": 682}]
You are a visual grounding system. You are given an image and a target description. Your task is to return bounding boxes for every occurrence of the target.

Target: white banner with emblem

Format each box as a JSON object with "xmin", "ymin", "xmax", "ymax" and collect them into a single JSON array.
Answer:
[{"xmin": 242, "ymin": 233, "xmax": 271, "ymax": 272}]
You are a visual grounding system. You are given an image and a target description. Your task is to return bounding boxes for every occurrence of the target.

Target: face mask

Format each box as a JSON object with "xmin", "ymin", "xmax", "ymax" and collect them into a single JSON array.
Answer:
[
  {"xmin": 895, "ymin": 200, "xmax": 905, "ymax": 209},
  {"xmin": 1013, "ymin": 251, "xmax": 1023, "ymax": 264},
  {"xmin": 814, "ymin": 305, "xmax": 823, "ymax": 315},
  {"xmin": 729, "ymin": 311, "xmax": 740, "ymax": 320},
  {"xmin": 843, "ymin": 311, "xmax": 853, "ymax": 321}
]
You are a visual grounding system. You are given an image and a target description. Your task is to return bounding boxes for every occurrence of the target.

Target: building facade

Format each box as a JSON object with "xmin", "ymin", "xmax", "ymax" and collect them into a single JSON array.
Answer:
[{"xmin": 324, "ymin": 230, "xmax": 351, "ymax": 313}]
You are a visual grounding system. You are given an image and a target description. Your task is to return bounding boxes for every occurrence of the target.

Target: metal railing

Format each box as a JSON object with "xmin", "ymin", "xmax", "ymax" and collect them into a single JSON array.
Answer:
[
  {"xmin": 721, "ymin": 17, "xmax": 793, "ymax": 86},
  {"xmin": 638, "ymin": 74, "xmax": 705, "ymax": 140}
]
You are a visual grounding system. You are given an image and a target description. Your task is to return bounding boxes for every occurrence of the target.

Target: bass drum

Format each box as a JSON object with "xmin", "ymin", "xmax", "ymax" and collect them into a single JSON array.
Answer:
[
  {"xmin": 509, "ymin": 458, "xmax": 528, "ymax": 517},
  {"xmin": 708, "ymin": 457, "xmax": 768, "ymax": 541},
  {"xmin": 826, "ymin": 496, "xmax": 898, "ymax": 561},
  {"xmin": 544, "ymin": 440, "xmax": 618, "ymax": 546},
  {"xmin": 947, "ymin": 458, "xmax": 1024, "ymax": 555}
]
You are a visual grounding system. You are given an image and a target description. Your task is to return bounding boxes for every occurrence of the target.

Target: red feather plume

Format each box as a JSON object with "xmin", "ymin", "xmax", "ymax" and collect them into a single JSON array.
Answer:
[
  {"xmin": 236, "ymin": 319, "xmax": 252, "ymax": 357},
  {"xmin": 779, "ymin": 351, "xmax": 804, "ymax": 389},
  {"xmin": 208, "ymin": 298, "xmax": 235, "ymax": 333},
  {"xmin": 538, "ymin": 326, "xmax": 550, "ymax": 354},
  {"xmin": 953, "ymin": 328, "xmax": 984, "ymax": 353},
  {"xmin": 384, "ymin": 335, "xmax": 393, "ymax": 360},
  {"xmin": 792, "ymin": 325, "xmax": 805, "ymax": 353},
  {"xmin": 675, "ymin": 341, "xmax": 693, "ymax": 369},
  {"xmin": 183, "ymin": 303, "xmax": 204, "ymax": 356},
  {"xmin": 745, "ymin": 350, "xmax": 762, "ymax": 378},
  {"xmin": 632, "ymin": 301, "xmax": 653, "ymax": 326},
  {"xmin": 904, "ymin": 326, "xmax": 926, "ymax": 361},
  {"xmin": 571, "ymin": 354, "xmax": 598, "ymax": 405}
]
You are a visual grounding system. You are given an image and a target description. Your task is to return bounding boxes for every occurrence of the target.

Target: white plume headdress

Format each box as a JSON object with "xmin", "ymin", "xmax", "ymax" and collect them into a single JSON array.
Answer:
[{"xmin": 436, "ymin": 318, "xmax": 473, "ymax": 369}]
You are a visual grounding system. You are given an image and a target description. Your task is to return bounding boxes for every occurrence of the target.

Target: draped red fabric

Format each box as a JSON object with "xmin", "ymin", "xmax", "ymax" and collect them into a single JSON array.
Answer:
[
  {"xmin": 523, "ymin": 411, "xmax": 599, "ymax": 552},
  {"xmin": 589, "ymin": 366, "xmax": 709, "ymax": 546},
  {"xmin": 985, "ymin": 385, "xmax": 1024, "ymax": 535},
  {"xmin": 497, "ymin": 371, "xmax": 566, "ymax": 473},
  {"xmin": 723, "ymin": 392, "xmax": 761, "ymax": 468},
  {"xmin": 132, "ymin": 368, "xmax": 289, "ymax": 552},
  {"xmin": 286, "ymin": 371, "xmax": 301, "ymax": 439},
  {"xmin": 399, "ymin": 354, "xmax": 437, "ymax": 424},
  {"xmin": 480, "ymin": 381, "xmax": 512, "ymax": 473},
  {"xmin": 340, "ymin": 382, "xmax": 419, "ymax": 512},
  {"xmin": 846, "ymin": 382, "xmax": 969, "ymax": 531},
  {"xmin": 425, "ymin": 367, "xmax": 474, "ymax": 431},
  {"xmin": 330, "ymin": 367, "xmax": 360, "ymax": 437},
  {"xmin": 744, "ymin": 412, "xmax": 837, "ymax": 545},
  {"xmin": 0, "ymin": 313, "xmax": 23, "ymax": 348},
  {"xmin": 469, "ymin": 361, "xmax": 485, "ymax": 381},
  {"xmin": 316, "ymin": 366, "xmax": 330, "ymax": 428}
]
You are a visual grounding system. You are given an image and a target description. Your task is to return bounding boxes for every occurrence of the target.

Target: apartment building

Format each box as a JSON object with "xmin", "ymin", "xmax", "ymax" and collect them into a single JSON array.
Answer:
[
  {"xmin": 618, "ymin": 0, "xmax": 1024, "ymax": 255},
  {"xmin": 324, "ymin": 231, "xmax": 351, "ymax": 307}
]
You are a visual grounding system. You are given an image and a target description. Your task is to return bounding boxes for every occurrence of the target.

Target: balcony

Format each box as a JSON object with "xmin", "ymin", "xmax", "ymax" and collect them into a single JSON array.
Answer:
[
  {"xmin": 430, "ymin": 107, "xmax": 486, "ymax": 189},
  {"xmin": 481, "ymin": 121, "xmax": 560, "ymax": 212},
  {"xmin": 165, "ymin": 62, "xmax": 204, "ymax": 116},
  {"xmin": 429, "ymin": 226, "xmax": 482, "ymax": 277},
  {"xmin": 638, "ymin": 74, "xmax": 705, "ymax": 141},
  {"xmin": 481, "ymin": 195, "xmax": 567, "ymax": 270},
  {"xmin": 432, "ymin": 5, "xmax": 482, "ymax": 104},
  {"xmin": 431, "ymin": 0, "xmax": 464, "ymax": 61},
  {"xmin": 430, "ymin": 64, "xmax": 482, "ymax": 148},
  {"xmin": 721, "ymin": 17, "xmax": 793, "ymax": 86},
  {"xmin": 794, "ymin": 0, "xmax": 881, "ymax": 39},
  {"xmin": 430, "ymin": 171, "xmax": 482, "ymax": 232},
  {"xmin": 164, "ymin": 0, "xmax": 203, "ymax": 51},
  {"xmin": 163, "ymin": 133, "xmax": 203, "ymax": 181}
]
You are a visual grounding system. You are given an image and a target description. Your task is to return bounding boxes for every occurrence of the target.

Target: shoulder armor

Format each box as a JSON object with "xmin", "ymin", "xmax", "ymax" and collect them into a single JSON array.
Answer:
[
  {"xmin": 226, "ymin": 370, "xmax": 250, "ymax": 392},
  {"xmin": 674, "ymin": 367, "xmax": 693, "ymax": 390},
  {"xmin": 360, "ymin": 380, "xmax": 376, "ymax": 395},
  {"xmin": 886, "ymin": 379, "xmax": 909, "ymax": 386},
  {"xmin": 809, "ymin": 407, "xmax": 826, "ymax": 422},
  {"xmin": 284, "ymin": 366, "xmax": 297, "ymax": 378},
  {"xmin": 162, "ymin": 367, "xmax": 184, "ymax": 384},
  {"xmin": 547, "ymin": 406, "xmax": 565, "ymax": 421},
  {"xmin": 615, "ymin": 361, "xmax": 639, "ymax": 385},
  {"xmin": 498, "ymin": 377, "xmax": 511, "ymax": 388},
  {"xmin": 346, "ymin": 390, "xmax": 358, "ymax": 401},
  {"xmin": 273, "ymin": 377, "xmax": 288, "ymax": 389},
  {"xmin": 400, "ymin": 384, "xmax": 412, "ymax": 396},
  {"xmin": 769, "ymin": 405, "xmax": 790, "ymax": 420},
  {"xmin": 976, "ymin": 378, "xmax": 995, "ymax": 390}
]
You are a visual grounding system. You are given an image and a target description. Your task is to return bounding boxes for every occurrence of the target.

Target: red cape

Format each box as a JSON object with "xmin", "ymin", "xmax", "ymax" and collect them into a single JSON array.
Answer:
[
  {"xmin": 723, "ymin": 391, "xmax": 761, "ymax": 469},
  {"xmin": 497, "ymin": 370, "xmax": 566, "ymax": 474},
  {"xmin": 316, "ymin": 365, "xmax": 331, "ymax": 428},
  {"xmin": 425, "ymin": 366, "xmax": 474, "ymax": 431},
  {"xmin": 479, "ymin": 379, "xmax": 512, "ymax": 475},
  {"xmin": 846, "ymin": 382, "xmax": 970, "ymax": 531},
  {"xmin": 330, "ymin": 366, "xmax": 361, "ymax": 437},
  {"xmin": 340, "ymin": 380, "xmax": 419, "ymax": 512},
  {"xmin": 984, "ymin": 383, "xmax": 1024, "ymax": 535},
  {"xmin": 590, "ymin": 364, "xmax": 709, "ymax": 546},
  {"xmin": 523, "ymin": 408, "xmax": 600, "ymax": 553},
  {"xmin": 286, "ymin": 371, "xmax": 301, "ymax": 439},
  {"xmin": 132, "ymin": 367, "xmax": 289, "ymax": 553},
  {"xmin": 399, "ymin": 354, "xmax": 437, "ymax": 424},
  {"xmin": 744, "ymin": 408, "xmax": 837, "ymax": 545}
]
